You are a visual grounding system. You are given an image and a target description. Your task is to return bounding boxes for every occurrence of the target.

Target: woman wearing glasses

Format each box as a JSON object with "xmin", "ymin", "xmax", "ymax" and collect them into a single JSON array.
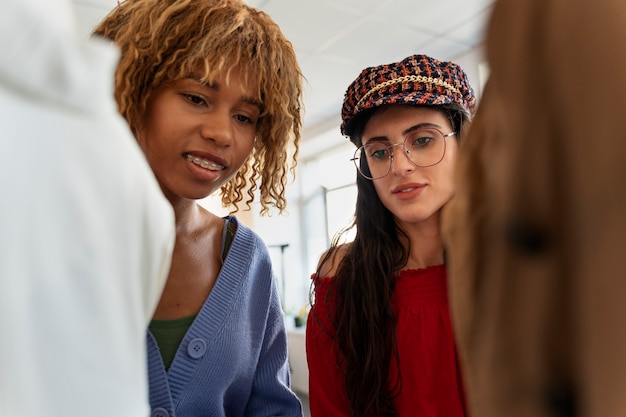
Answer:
[{"xmin": 306, "ymin": 54, "xmax": 477, "ymax": 417}]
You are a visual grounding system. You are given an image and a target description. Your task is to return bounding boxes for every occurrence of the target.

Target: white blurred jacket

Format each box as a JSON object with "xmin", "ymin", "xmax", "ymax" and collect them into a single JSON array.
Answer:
[{"xmin": 0, "ymin": 0, "xmax": 175, "ymax": 416}]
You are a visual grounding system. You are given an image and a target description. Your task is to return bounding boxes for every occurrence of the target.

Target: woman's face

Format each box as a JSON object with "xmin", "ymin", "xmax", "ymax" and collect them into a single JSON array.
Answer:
[
  {"xmin": 361, "ymin": 105, "xmax": 458, "ymax": 227},
  {"xmin": 136, "ymin": 67, "xmax": 260, "ymax": 203}
]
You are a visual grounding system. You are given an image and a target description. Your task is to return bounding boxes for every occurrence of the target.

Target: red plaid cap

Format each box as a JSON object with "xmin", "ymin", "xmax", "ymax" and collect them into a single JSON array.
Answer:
[{"xmin": 341, "ymin": 54, "xmax": 477, "ymax": 137}]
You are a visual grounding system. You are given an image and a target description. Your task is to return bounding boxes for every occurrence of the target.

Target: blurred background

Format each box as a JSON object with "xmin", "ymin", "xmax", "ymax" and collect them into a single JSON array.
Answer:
[{"xmin": 71, "ymin": 0, "xmax": 494, "ymax": 401}]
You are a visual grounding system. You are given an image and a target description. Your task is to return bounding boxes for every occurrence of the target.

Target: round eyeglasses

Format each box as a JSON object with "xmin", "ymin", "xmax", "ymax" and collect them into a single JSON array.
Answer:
[{"xmin": 350, "ymin": 127, "xmax": 456, "ymax": 180}]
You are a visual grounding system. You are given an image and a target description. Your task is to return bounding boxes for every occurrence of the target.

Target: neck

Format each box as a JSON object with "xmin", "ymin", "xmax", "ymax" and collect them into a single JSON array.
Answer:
[
  {"xmin": 168, "ymin": 199, "xmax": 219, "ymax": 238},
  {"xmin": 399, "ymin": 214, "xmax": 445, "ymax": 270}
]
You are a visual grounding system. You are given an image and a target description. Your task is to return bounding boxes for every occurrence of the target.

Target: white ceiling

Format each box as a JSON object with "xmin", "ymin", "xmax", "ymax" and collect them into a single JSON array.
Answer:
[{"xmin": 71, "ymin": 0, "xmax": 493, "ymax": 153}]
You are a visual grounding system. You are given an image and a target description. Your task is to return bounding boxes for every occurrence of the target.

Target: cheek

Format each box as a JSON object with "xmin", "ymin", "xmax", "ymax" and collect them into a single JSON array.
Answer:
[
  {"xmin": 244, "ymin": 133, "xmax": 257, "ymax": 155},
  {"xmin": 132, "ymin": 128, "xmax": 150, "ymax": 156},
  {"xmin": 371, "ymin": 178, "xmax": 395, "ymax": 212},
  {"xmin": 134, "ymin": 109, "xmax": 159, "ymax": 152},
  {"xmin": 246, "ymin": 136, "xmax": 256, "ymax": 155},
  {"xmin": 135, "ymin": 109, "xmax": 176, "ymax": 160},
  {"xmin": 441, "ymin": 178, "xmax": 456, "ymax": 203},
  {"xmin": 437, "ymin": 160, "xmax": 458, "ymax": 201},
  {"xmin": 372, "ymin": 178, "xmax": 387, "ymax": 199}
]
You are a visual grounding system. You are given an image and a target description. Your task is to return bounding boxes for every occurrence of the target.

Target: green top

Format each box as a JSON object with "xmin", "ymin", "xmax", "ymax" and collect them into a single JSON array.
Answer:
[
  {"xmin": 149, "ymin": 314, "xmax": 197, "ymax": 370},
  {"xmin": 149, "ymin": 217, "xmax": 237, "ymax": 370}
]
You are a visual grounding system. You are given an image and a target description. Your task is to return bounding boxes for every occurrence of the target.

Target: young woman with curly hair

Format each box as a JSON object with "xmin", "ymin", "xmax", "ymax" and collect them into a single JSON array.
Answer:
[{"xmin": 93, "ymin": 1, "xmax": 304, "ymax": 415}]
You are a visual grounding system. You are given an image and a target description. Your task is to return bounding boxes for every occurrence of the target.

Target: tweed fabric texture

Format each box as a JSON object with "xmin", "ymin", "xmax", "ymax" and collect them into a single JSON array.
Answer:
[{"xmin": 341, "ymin": 54, "xmax": 477, "ymax": 137}]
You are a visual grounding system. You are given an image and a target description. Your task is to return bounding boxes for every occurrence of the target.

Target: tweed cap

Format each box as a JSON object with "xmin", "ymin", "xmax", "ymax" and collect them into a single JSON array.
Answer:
[{"xmin": 340, "ymin": 54, "xmax": 477, "ymax": 137}]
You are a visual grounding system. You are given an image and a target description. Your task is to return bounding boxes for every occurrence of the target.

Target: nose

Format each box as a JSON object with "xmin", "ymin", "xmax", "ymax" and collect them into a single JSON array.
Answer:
[
  {"xmin": 200, "ymin": 111, "xmax": 233, "ymax": 147},
  {"xmin": 390, "ymin": 145, "xmax": 415, "ymax": 175}
]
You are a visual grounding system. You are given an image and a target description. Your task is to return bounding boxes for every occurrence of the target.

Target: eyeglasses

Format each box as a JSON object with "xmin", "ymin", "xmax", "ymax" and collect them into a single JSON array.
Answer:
[{"xmin": 351, "ymin": 127, "xmax": 456, "ymax": 180}]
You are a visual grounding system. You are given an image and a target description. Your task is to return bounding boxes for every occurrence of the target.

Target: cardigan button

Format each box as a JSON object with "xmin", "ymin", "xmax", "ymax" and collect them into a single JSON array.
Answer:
[
  {"xmin": 187, "ymin": 338, "xmax": 207, "ymax": 359},
  {"xmin": 151, "ymin": 408, "xmax": 170, "ymax": 417}
]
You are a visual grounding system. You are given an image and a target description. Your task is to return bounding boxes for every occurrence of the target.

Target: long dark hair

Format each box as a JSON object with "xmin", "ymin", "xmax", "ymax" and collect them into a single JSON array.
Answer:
[{"xmin": 312, "ymin": 103, "xmax": 470, "ymax": 417}]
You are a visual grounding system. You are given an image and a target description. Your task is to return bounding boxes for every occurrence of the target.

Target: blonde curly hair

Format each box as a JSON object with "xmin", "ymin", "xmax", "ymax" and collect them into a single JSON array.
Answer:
[{"xmin": 93, "ymin": 0, "xmax": 303, "ymax": 214}]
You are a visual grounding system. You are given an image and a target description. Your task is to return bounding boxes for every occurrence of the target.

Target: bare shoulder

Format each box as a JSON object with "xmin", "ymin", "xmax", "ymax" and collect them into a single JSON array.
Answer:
[{"xmin": 316, "ymin": 242, "xmax": 352, "ymax": 278}]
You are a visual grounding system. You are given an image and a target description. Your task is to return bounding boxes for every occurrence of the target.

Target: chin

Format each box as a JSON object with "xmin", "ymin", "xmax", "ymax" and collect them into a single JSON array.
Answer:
[{"xmin": 394, "ymin": 207, "xmax": 441, "ymax": 226}]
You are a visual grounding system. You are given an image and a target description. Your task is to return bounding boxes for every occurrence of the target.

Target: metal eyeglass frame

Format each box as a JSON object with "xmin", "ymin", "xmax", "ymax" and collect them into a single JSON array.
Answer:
[{"xmin": 350, "ymin": 128, "xmax": 456, "ymax": 180}]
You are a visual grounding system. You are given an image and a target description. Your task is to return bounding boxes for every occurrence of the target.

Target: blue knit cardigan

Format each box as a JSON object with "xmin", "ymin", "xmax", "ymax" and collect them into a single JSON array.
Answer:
[{"xmin": 146, "ymin": 218, "xmax": 302, "ymax": 416}]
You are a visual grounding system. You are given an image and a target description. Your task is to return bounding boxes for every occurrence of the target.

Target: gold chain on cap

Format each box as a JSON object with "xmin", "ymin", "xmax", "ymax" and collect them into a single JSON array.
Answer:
[{"xmin": 355, "ymin": 75, "xmax": 461, "ymax": 110}]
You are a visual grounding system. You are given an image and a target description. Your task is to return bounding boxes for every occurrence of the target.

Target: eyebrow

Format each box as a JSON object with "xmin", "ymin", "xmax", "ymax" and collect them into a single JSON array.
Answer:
[
  {"xmin": 365, "ymin": 122, "xmax": 443, "ymax": 144},
  {"xmin": 188, "ymin": 74, "xmax": 262, "ymax": 108},
  {"xmin": 403, "ymin": 122, "xmax": 443, "ymax": 136}
]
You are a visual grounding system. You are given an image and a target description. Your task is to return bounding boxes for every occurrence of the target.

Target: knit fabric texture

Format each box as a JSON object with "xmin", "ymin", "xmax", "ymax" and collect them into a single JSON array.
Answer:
[{"xmin": 341, "ymin": 54, "xmax": 477, "ymax": 137}]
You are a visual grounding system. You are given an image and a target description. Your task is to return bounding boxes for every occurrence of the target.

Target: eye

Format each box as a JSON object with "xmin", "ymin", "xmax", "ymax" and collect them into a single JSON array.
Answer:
[
  {"xmin": 365, "ymin": 143, "xmax": 390, "ymax": 160},
  {"xmin": 408, "ymin": 131, "xmax": 435, "ymax": 149},
  {"xmin": 182, "ymin": 93, "xmax": 207, "ymax": 106},
  {"xmin": 234, "ymin": 113, "xmax": 256, "ymax": 125}
]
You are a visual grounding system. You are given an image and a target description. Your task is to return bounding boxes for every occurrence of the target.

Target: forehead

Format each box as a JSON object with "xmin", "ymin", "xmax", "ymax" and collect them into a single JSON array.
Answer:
[
  {"xmin": 363, "ymin": 105, "xmax": 451, "ymax": 139},
  {"xmin": 194, "ymin": 62, "xmax": 261, "ymax": 102}
]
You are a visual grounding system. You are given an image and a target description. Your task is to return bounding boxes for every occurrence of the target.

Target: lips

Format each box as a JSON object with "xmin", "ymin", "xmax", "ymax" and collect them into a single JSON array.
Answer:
[
  {"xmin": 391, "ymin": 182, "xmax": 426, "ymax": 200},
  {"xmin": 392, "ymin": 183, "xmax": 424, "ymax": 194},
  {"xmin": 184, "ymin": 153, "xmax": 226, "ymax": 171},
  {"xmin": 396, "ymin": 186, "xmax": 417, "ymax": 193}
]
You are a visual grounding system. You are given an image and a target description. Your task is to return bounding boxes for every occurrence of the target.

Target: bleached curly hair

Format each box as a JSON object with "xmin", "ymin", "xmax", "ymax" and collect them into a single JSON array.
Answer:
[{"xmin": 93, "ymin": 0, "xmax": 303, "ymax": 214}]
